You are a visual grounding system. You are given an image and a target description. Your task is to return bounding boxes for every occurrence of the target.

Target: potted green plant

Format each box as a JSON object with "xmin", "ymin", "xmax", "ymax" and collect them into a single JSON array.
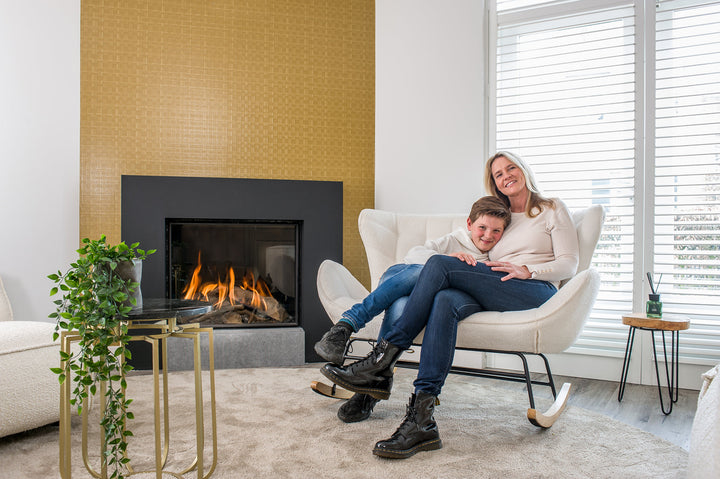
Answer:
[{"xmin": 49, "ymin": 235, "xmax": 155, "ymax": 479}]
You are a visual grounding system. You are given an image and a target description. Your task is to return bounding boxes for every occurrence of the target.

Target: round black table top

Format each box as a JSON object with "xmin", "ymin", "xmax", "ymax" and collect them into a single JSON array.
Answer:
[{"xmin": 126, "ymin": 298, "xmax": 213, "ymax": 321}]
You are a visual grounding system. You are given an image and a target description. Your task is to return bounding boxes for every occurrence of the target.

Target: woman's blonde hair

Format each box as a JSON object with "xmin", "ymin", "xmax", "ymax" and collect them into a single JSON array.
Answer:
[{"xmin": 484, "ymin": 151, "xmax": 555, "ymax": 218}]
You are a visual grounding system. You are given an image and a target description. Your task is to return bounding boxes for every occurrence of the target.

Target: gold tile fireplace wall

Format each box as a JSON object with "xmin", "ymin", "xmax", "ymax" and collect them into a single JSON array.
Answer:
[{"xmin": 80, "ymin": 0, "xmax": 375, "ymax": 287}]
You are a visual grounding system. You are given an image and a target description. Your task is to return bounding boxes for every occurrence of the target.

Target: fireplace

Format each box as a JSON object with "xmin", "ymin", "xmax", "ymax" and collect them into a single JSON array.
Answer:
[
  {"xmin": 121, "ymin": 176, "xmax": 342, "ymax": 366},
  {"xmin": 167, "ymin": 218, "xmax": 299, "ymax": 327}
]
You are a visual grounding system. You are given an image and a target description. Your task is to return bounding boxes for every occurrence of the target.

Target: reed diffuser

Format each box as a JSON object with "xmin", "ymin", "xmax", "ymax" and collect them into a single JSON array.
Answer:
[{"xmin": 646, "ymin": 272, "xmax": 663, "ymax": 318}]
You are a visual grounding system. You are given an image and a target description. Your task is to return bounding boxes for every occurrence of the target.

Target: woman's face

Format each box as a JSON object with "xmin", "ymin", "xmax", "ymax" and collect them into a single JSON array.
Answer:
[{"xmin": 491, "ymin": 156, "xmax": 527, "ymax": 198}]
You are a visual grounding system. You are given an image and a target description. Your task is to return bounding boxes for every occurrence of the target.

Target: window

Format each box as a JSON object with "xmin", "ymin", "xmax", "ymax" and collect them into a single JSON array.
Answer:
[
  {"xmin": 654, "ymin": 0, "xmax": 720, "ymax": 364},
  {"xmin": 492, "ymin": 0, "xmax": 720, "ymax": 366}
]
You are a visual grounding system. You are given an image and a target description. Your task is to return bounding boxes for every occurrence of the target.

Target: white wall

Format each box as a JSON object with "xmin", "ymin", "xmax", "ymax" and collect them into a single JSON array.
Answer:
[
  {"xmin": 375, "ymin": 0, "xmax": 487, "ymax": 214},
  {"xmin": 0, "ymin": 1, "xmax": 80, "ymax": 323}
]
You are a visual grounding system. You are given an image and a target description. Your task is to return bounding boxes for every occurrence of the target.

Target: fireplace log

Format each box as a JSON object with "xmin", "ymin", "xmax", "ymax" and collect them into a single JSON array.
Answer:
[{"xmin": 178, "ymin": 302, "xmax": 290, "ymax": 325}]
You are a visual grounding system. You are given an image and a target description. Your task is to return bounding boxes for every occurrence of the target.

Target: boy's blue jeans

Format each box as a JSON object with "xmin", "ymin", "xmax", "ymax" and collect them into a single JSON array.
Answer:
[
  {"xmin": 340, "ymin": 263, "xmax": 423, "ymax": 340},
  {"xmin": 383, "ymin": 255, "xmax": 558, "ymax": 396}
]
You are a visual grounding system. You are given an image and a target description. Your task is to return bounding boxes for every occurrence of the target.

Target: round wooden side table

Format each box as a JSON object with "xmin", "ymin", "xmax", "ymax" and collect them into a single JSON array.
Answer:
[{"xmin": 617, "ymin": 312, "xmax": 690, "ymax": 415}]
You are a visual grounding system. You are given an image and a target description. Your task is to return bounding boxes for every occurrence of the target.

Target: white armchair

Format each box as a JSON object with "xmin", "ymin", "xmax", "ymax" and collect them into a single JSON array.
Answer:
[
  {"xmin": 0, "ymin": 275, "xmax": 61, "ymax": 437},
  {"xmin": 315, "ymin": 205, "xmax": 605, "ymax": 427}
]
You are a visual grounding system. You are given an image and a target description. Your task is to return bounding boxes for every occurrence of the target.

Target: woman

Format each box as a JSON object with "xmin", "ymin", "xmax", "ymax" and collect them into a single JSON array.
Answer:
[{"xmin": 320, "ymin": 151, "xmax": 579, "ymax": 459}]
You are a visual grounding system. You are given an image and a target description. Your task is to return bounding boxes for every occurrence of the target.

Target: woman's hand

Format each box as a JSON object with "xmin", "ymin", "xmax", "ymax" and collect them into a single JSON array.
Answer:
[
  {"xmin": 449, "ymin": 252, "xmax": 478, "ymax": 265},
  {"xmin": 485, "ymin": 261, "xmax": 532, "ymax": 281}
]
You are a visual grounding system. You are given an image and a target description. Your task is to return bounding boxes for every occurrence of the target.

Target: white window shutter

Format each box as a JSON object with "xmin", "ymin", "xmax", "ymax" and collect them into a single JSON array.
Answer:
[
  {"xmin": 494, "ymin": 0, "xmax": 720, "ymax": 364},
  {"xmin": 495, "ymin": 2, "xmax": 638, "ymax": 357},
  {"xmin": 653, "ymin": 0, "xmax": 720, "ymax": 366}
]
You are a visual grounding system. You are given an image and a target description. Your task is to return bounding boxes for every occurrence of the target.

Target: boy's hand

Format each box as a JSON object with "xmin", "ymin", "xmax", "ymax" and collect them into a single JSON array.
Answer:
[{"xmin": 449, "ymin": 252, "xmax": 477, "ymax": 265}]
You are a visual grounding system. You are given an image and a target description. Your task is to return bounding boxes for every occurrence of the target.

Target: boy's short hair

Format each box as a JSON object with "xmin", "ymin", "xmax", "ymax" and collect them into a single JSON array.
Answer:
[{"xmin": 468, "ymin": 196, "xmax": 511, "ymax": 229}]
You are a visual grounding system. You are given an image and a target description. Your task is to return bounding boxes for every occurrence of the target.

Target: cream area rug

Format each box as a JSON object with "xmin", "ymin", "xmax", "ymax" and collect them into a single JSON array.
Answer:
[{"xmin": 1, "ymin": 366, "xmax": 687, "ymax": 478}]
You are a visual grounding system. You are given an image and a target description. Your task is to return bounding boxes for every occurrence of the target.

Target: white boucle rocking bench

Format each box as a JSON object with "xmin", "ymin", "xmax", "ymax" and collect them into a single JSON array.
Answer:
[{"xmin": 314, "ymin": 205, "xmax": 605, "ymax": 427}]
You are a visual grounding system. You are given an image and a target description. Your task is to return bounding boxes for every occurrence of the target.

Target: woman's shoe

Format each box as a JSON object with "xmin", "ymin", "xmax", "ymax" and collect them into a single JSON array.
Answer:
[
  {"xmin": 337, "ymin": 393, "xmax": 380, "ymax": 423},
  {"xmin": 372, "ymin": 391, "xmax": 442, "ymax": 459},
  {"xmin": 320, "ymin": 339, "xmax": 403, "ymax": 400}
]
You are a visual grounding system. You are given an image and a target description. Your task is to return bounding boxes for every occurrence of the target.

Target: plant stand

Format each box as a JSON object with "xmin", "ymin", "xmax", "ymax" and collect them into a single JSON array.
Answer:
[{"xmin": 59, "ymin": 300, "xmax": 217, "ymax": 479}]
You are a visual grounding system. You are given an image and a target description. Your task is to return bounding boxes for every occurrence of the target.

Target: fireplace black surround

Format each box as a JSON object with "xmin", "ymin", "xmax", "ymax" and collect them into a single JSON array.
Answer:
[{"xmin": 121, "ymin": 176, "xmax": 342, "ymax": 363}]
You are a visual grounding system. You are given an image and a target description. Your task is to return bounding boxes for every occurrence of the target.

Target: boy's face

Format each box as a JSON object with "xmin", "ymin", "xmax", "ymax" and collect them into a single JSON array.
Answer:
[{"xmin": 467, "ymin": 214, "xmax": 505, "ymax": 252}]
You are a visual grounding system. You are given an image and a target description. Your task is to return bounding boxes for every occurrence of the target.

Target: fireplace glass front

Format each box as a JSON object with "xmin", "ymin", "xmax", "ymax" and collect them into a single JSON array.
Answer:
[{"xmin": 166, "ymin": 219, "xmax": 299, "ymax": 327}]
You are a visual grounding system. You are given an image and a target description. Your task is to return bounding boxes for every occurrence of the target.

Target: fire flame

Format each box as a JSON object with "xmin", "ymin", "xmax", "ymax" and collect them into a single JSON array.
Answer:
[{"xmin": 182, "ymin": 251, "xmax": 271, "ymax": 310}]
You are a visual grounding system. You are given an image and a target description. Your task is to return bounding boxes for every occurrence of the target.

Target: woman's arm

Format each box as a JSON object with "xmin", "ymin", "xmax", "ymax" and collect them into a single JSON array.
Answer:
[
  {"xmin": 525, "ymin": 202, "xmax": 579, "ymax": 282},
  {"xmin": 487, "ymin": 201, "xmax": 579, "ymax": 283},
  {"xmin": 484, "ymin": 261, "xmax": 532, "ymax": 281}
]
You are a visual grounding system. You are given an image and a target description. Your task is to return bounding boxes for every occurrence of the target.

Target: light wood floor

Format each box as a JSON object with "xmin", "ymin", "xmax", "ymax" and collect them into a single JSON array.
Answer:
[
  {"xmin": 565, "ymin": 375, "xmax": 697, "ymax": 450},
  {"xmin": 487, "ymin": 373, "xmax": 698, "ymax": 450}
]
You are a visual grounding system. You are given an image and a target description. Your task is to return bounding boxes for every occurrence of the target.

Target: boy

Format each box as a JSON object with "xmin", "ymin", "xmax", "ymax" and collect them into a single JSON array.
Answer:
[{"xmin": 315, "ymin": 196, "xmax": 511, "ymax": 365}]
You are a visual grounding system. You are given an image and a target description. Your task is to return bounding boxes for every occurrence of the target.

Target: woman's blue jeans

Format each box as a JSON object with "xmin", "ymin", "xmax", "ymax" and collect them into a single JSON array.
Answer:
[
  {"xmin": 340, "ymin": 263, "xmax": 422, "ymax": 340},
  {"xmin": 383, "ymin": 255, "xmax": 557, "ymax": 397}
]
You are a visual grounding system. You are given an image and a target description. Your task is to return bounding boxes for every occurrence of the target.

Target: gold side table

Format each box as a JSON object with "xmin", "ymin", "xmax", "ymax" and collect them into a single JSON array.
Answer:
[
  {"xmin": 59, "ymin": 299, "xmax": 217, "ymax": 479},
  {"xmin": 617, "ymin": 312, "xmax": 690, "ymax": 415}
]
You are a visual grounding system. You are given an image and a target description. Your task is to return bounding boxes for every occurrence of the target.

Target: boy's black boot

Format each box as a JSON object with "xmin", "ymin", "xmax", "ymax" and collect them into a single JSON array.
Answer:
[
  {"xmin": 314, "ymin": 321, "xmax": 353, "ymax": 365},
  {"xmin": 337, "ymin": 393, "xmax": 380, "ymax": 423}
]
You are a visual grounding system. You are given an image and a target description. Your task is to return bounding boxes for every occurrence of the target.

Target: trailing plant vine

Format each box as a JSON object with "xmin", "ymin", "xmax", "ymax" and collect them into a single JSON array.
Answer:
[{"xmin": 49, "ymin": 236, "xmax": 155, "ymax": 479}]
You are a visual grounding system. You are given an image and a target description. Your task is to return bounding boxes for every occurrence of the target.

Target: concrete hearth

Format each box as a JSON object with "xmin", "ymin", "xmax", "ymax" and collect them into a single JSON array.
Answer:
[{"xmin": 165, "ymin": 327, "xmax": 305, "ymax": 371}]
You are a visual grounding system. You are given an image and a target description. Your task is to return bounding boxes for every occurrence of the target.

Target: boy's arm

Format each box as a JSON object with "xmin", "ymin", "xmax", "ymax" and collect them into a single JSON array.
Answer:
[
  {"xmin": 403, "ymin": 228, "xmax": 489, "ymax": 265},
  {"xmin": 402, "ymin": 231, "xmax": 458, "ymax": 265},
  {"xmin": 447, "ymin": 251, "xmax": 488, "ymax": 265}
]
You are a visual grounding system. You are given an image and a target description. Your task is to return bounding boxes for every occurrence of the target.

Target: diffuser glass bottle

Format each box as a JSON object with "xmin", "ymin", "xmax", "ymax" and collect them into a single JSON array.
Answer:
[
  {"xmin": 646, "ymin": 273, "xmax": 663, "ymax": 318},
  {"xmin": 646, "ymin": 293, "xmax": 662, "ymax": 318}
]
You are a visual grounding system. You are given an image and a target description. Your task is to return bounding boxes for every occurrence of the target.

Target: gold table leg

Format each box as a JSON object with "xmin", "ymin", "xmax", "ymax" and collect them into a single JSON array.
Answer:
[
  {"xmin": 168, "ymin": 326, "xmax": 218, "ymax": 478},
  {"xmin": 58, "ymin": 321, "xmax": 217, "ymax": 478},
  {"xmin": 58, "ymin": 331, "xmax": 79, "ymax": 479}
]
